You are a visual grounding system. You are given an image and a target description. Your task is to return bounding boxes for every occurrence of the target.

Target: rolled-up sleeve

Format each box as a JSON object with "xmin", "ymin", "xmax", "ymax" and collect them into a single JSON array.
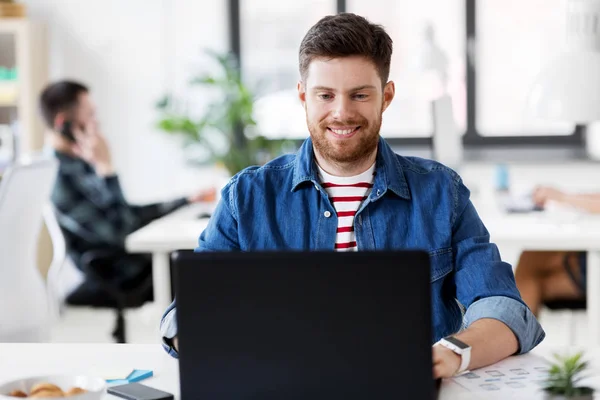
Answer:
[
  {"xmin": 451, "ymin": 176, "xmax": 545, "ymax": 354},
  {"xmin": 464, "ymin": 296, "xmax": 545, "ymax": 354}
]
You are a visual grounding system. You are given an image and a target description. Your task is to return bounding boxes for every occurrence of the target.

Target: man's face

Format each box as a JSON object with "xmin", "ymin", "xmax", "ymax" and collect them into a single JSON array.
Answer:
[
  {"xmin": 71, "ymin": 92, "xmax": 97, "ymax": 129},
  {"xmin": 55, "ymin": 92, "xmax": 96, "ymax": 132},
  {"xmin": 298, "ymin": 56, "xmax": 394, "ymax": 165}
]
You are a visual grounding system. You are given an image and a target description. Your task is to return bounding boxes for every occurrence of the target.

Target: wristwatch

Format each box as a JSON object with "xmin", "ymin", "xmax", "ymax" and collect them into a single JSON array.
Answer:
[{"xmin": 436, "ymin": 336, "xmax": 472, "ymax": 375}]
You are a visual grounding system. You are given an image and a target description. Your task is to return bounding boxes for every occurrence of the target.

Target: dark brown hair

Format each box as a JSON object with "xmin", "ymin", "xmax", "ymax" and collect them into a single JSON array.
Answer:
[
  {"xmin": 299, "ymin": 13, "xmax": 393, "ymax": 87},
  {"xmin": 39, "ymin": 80, "xmax": 88, "ymax": 128}
]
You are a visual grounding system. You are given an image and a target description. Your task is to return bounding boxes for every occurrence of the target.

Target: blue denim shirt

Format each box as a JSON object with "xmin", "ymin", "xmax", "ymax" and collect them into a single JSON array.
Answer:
[{"xmin": 160, "ymin": 136, "xmax": 545, "ymax": 358}]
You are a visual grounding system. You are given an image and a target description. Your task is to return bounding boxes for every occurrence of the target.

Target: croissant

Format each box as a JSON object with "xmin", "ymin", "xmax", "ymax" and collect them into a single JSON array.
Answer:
[
  {"xmin": 65, "ymin": 387, "xmax": 87, "ymax": 396},
  {"xmin": 29, "ymin": 383, "xmax": 63, "ymax": 396},
  {"xmin": 29, "ymin": 389, "xmax": 65, "ymax": 398},
  {"xmin": 6, "ymin": 382, "xmax": 88, "ymax": 398}
]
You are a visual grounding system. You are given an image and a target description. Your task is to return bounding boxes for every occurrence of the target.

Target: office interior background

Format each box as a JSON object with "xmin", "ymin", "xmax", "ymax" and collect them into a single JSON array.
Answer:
[{"xmin": 0, "ymin": 0, "xmax": 598, "ymax": 346}]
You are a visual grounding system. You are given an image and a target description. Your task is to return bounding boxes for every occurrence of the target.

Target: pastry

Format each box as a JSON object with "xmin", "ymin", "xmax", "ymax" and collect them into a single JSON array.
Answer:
[
  {"xmin": 65, "ymin": 387, "xmax": 87, "ymax": 396},
  {"xmin": 6, "ymin": 381, "xmax": 89, "ymax": 398},
  {"xmin": 29, "ymin": 383, "xmax": 62, "ymax": 395}
]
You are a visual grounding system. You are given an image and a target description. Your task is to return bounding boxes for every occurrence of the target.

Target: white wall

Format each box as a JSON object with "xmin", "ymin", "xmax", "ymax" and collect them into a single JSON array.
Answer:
[{"xmin": 22, "ymin": 0, "xmax": 228, "ymax": 202}]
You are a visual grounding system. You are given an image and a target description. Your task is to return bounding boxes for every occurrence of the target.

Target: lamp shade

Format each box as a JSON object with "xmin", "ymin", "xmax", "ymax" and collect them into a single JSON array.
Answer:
[{"xmin": 526, "ymin": 0, "xmax": 600, "ymax": 123}]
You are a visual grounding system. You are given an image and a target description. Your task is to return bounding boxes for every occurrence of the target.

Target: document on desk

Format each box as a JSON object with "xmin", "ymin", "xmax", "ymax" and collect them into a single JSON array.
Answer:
[{"xmin": 449, "ymin": 354, "xmax": 549, "ymax": 397}]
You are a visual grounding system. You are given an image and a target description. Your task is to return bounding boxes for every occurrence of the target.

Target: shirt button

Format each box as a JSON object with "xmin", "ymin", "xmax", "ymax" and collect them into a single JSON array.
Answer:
[
  {"xmin": 314, "ymin": 184, "xmax": 320, "ymax": 191},
  {"xmin": 324, "ymin": 211, "xmax": 331, "ymax": 218},
  {"xmin": 376, "ymin": 189, "xmax": 381, "ymax": 196}
]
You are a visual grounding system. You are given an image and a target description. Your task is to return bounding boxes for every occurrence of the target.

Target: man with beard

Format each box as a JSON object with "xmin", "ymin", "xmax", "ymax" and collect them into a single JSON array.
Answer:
[{"xmin": 161, "ymin": 13, "xmax": 545, "ymax": 378}]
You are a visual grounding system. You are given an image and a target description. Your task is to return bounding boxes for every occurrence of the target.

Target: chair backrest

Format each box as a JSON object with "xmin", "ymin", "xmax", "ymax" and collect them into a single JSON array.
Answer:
[
  {"xmin": 43, "ymin": 204, "xmax": 85, "ymax": 319},
  {"xmin": 0, "ymin": 156, "xmax": 58, "ymax": 341},
  {"xmin": 43, "ymin": 203, "xmax": 66, "ymax": 319}
]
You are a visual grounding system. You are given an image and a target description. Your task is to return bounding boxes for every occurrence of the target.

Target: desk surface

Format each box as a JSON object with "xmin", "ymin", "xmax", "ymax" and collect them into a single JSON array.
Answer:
[
  {"xmin": 0, "ymin": 343, "xmax": 179, "ymax": 399},
  {"xmin": 126, "ymin": 203, "xmax": 211, "ymax": 253},
  {"xmin": 0, "ymin": 343, "xmax": 597, "ymax": 400},
  {"xmin": 471, "ymin": 192, "xmax": 600, "ymax": 250},
  {"xmin": 484, "ymin": 213, "xmax": 600, "ymax": 250}
]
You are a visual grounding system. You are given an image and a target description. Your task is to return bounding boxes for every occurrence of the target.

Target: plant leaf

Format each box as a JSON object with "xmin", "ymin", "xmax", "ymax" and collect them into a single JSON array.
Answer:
[{"xmin": 155, "ymin": 95, "xmax": 171, "ymax": 110}]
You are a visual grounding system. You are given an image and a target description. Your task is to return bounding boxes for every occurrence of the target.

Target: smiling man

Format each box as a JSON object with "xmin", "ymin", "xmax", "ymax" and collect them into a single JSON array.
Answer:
[{"xmin": 161, "ymin": 13, "xmax": 545, "ymax": 378}]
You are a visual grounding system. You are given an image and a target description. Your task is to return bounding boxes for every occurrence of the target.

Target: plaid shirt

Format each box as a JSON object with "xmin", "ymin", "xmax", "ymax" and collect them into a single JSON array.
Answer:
[{"xmin": 51, "ymin": 151, "xmax": 188, "ymax": 272}]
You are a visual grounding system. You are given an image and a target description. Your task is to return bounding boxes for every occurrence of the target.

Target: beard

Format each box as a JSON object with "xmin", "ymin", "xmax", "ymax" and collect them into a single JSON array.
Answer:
[{"xmin": 307, "ymin": 111, "xmax": 382, "ymax": 165}]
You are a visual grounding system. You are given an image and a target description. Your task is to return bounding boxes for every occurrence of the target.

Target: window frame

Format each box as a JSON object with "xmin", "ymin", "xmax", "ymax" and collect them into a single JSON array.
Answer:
[{"xmin": 229, "ymin": 0, "xmax": 584, "ymax": 148}]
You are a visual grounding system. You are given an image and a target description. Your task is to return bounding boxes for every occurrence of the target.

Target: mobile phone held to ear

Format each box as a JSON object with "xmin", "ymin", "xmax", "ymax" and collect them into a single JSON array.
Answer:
[
  {"xmin": 107, "ymin": 383, "xmax": 174, "ymax": 400},
  {"xmin": 60, "ymin": 120, "xmax": 77, "ymax": 143}
]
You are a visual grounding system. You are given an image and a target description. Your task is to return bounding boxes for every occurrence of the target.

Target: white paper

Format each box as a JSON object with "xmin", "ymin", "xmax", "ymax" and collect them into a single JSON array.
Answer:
[{"xmin": 449, "ymin": 354, "xmax": 549, "ymax": 397}]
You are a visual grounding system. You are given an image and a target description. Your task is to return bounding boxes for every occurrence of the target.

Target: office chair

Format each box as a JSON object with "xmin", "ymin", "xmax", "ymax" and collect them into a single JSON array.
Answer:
[
  {"xmin": 44, "ymin": 204, "xmax": 76, "ymax": 320},
  {"xmin": 63, "ymin": 248, "xmax": 154, "ymax": 343},
  {"xmin": 45, "ymin": 207, "xmax": 153, "ymax": 343},
  {"xmin": 0, "ymin": 157, "xmax": 58, "ymax": 342}
]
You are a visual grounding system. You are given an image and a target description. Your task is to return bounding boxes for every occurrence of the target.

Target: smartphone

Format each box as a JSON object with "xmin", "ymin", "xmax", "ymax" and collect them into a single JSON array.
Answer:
[
  {"xmin": 60, "ymin": 120, "xmax": 77, "ymax": 143},
  {"xmin": 107, "ymin": 383, "xmax": 174, "ymax": 400}
]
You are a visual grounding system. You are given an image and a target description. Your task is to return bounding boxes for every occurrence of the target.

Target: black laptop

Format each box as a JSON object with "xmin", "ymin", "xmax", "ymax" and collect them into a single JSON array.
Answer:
[{"xmin": 173, "ymin": 251, "xmax": 438, "ymax": 399}]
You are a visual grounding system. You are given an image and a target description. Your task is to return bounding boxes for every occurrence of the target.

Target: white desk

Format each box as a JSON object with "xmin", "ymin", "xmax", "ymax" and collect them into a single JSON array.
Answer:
[
  {"xmin": 0, "ymin": 343, "xmax": 597, "ymax": 399},
  {"xmin": 125, "ymin": 203, "xmax": 211, "ymax": 313},
  {"xmin": 0, "ymin": 343, "xmax": 179, "ymax": 399},
  {"xmin": 473, "ymin": 194, "xmax": 600, "ymax": 346}
]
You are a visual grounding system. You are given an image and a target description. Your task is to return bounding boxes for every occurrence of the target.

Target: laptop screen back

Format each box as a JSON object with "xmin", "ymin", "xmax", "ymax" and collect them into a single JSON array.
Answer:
[{"xmin": 174, "ymin": 251, "xmax": 435, "ymax": 400}]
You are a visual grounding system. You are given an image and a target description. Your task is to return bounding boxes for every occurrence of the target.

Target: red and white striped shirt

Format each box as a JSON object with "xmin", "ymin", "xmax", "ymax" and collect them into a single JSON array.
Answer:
[{"xmin": 318, "ymin": 163, "xmax": 376, "ymax": 252}]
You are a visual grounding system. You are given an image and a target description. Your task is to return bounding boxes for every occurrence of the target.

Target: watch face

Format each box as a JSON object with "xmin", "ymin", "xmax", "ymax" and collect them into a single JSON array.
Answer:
[{"xmin": 444, "ymin": 336, "xmax": 469, "ymax": 350}]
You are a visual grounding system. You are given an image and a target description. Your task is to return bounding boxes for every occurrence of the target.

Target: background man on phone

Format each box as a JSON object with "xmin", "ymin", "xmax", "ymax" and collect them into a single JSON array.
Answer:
[{"xmin": 39, "ymin": 80, "xmax": 214, "ymax": 298}]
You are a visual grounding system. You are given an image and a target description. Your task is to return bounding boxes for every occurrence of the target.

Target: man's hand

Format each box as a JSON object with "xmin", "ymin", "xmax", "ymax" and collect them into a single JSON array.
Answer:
[
  {"xmin": 187, "ymin": 187, "xmax": 217, "ymax": 204},
  {"xmin": 532, "ymin": 186, "xmax": 565, "ymax": 207},
  {"xmin": 71, "ymin": 121, "xmax": 114, "ymax": 176},
  {"xmin": 432, "ymin": 344, "xmax": 461, "ymax": 379},
  {"xmin": 172, "ymin": 336, "xmax": 178, "ymax": 351}
]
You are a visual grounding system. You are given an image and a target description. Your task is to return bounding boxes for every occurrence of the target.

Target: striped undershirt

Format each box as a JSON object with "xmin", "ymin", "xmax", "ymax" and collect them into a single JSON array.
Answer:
[{"xmin": 317, "ymin": 163, "xmax": 376, "ymax": 252}]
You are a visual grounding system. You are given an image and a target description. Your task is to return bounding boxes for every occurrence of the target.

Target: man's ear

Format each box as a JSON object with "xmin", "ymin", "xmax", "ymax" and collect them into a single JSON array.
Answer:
[
  {"xmin": 297, "ymin": 81, "xmax": 306, "ymax": 108},
  {"xmin": 53, "ymin": 112, "xmax": 66, "ymax": 131},
  {"xmin": 382, "ymin": 81, "xmax": 395, "ymax": 113}
]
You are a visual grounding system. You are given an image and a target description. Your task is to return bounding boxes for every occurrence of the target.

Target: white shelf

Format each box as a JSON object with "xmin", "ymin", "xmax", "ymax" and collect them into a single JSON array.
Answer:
[
  {"xmin": 0, "ymin": 81, "xmax": 18, "ymax": 107},
  {"xmin": 0, "ymin": 19, "xmax": 47, "ymax": 152},
  {"xmin": 0, "ymin": 18, "xmax": 28, "ymax": 34}
]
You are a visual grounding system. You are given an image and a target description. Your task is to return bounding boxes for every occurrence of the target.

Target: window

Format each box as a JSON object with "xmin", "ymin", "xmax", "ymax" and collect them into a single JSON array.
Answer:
[
  {"xmin": 232, "ymin": 0, "xmax": 582, "ymax": 146},
  {"xmin": 240, "ymin": 0, "xmax": 337, "ymax": 139},
  {"xmin": 476, "ymin": 0, "xmax": 573, "ymax": 136},
  {"xmin": 348, "ymin": 0, "xmax": 466, "ymax": 138}
]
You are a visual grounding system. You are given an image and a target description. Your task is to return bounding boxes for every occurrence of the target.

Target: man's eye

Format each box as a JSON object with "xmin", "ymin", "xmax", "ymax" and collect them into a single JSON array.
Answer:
[
  {"xmin": 353, "ymin": 94, "xmax": 368, "ymax": 100},
  {"xmin": 318, "ymin": 94, "xmax": 333, "ymax": 100}
]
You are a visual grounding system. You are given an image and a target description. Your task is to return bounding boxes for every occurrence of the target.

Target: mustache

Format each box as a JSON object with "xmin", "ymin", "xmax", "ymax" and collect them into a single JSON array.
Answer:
[{"xmin": 318, "ymin": 118, "xmax": 368, "ymax": 128}]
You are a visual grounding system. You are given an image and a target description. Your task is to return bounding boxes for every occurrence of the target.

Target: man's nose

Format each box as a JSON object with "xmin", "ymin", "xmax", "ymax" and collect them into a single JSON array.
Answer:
[{"xmin": 331, "ymin": 97, "xmax": 353, "ymax": 121}]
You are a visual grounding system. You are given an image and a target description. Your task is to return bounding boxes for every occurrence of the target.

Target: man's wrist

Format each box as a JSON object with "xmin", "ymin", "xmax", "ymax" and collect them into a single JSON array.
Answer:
[
  {"xmin": 437, "ymin": 336, "xmax": 471, "ymax": 375},
  {"xmin": 95, "ymin": 163, "xmax": 115, "ymax": 177},
  {"xmin": 557, "ymin": 192, "xmax": 569, "ymax": 203}
]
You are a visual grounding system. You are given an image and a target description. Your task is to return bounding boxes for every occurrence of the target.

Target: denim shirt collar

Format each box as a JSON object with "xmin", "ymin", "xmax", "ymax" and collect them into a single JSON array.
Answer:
[{"xmin": 291, "ymin": 136, "xmax": 411, "ymax": 200}]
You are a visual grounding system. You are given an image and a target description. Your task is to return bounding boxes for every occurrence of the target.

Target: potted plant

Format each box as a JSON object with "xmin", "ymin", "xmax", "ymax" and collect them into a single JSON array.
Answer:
[
  {"xmin": 155, "ymin": 50, "xmax": 292, "ymax": 176},
  {"xmin": 543, "ymin": 353, "xmax": 594, "ymax": 400}
]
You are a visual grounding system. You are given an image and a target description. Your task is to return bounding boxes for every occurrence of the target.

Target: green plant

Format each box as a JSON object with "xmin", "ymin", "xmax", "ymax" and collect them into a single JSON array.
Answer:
[
  {"xmin": 155, "ymin": 49, "xmax": 292, "ymax": 176},
  {"xmin": 543, "ymin": 353, "xmax": 594, "ymax": 398}
]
